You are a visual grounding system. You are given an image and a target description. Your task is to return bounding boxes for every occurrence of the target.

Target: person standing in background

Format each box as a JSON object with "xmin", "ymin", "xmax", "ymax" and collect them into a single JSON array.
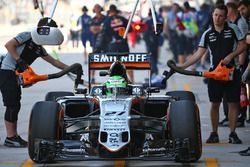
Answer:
[
  {"xmin": 238, "ymin": 0, "xmax": 250, "ymax": 124},
  {"xmin": 219, "ymin": 1, "xmax": 249, "ymax": 127},
  {"xmin": 89, "ymin": 4, "xmax": 107, "ymax": 83},
  {"xmin": 176, "ymin": 1, "xmax": 198, "ymax": 65},
  {"xmin": 165, "ymin": 3, "xmax": 181, "ymax": 62},
  {"xmin": 78, "ymin": 6, "xmax": 92, "ymax": 64},
  {"xmin": 143, "ymin": 9, "xmax": 164, "ymax": 76},
  {"xmin": 177, "ymin": 4, "xmax": 245, "ymax": 144},
  {"xmin": 101, "ymin": 4, "xmax": 134, "ymax": 81},
  {"xmin": 90, "ymin": 4, "xmax": 107, "ymax": 53},
  {"xmin": 239, "ymin": 29, "xmax": 250, "ymax": 155},
  {"xmin": 69, "ymin": 14, "xmax": 80, "ymax": 49}
]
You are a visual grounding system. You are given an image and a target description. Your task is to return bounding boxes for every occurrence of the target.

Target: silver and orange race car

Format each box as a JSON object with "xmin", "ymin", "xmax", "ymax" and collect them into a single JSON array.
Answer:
[{"xmin": 28, "ymin": 53, "xmax": 202, "ymax": 163}]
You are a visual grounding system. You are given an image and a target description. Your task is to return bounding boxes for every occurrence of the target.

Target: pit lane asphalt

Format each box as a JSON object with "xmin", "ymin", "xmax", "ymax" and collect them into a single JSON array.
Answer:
[{"xmin": 0, "ymin": 42, "xmax": 250, "ymax": 167}]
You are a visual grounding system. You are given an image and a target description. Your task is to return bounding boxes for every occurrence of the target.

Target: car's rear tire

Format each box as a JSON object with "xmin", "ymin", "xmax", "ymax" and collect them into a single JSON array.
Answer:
[
  {"xmin": 45, "ymin": 91, "xmax": 74, "ymax": 101},
  {"xmin": 28, "ymin": 101, "xmax": 63, "ymax": 162},
  {"xmin": 169, "ymin": 100, "xmax": 202, "ymax": 162},
  {"xmin": 166, "ymin": 90, "xmax": 195, "ymax": 102}
]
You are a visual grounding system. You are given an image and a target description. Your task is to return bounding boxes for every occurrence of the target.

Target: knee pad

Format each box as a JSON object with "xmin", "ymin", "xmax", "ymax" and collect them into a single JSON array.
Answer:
[{"xmin": 4, "ymin": 104, "xmax": 21, "ymax": 122}]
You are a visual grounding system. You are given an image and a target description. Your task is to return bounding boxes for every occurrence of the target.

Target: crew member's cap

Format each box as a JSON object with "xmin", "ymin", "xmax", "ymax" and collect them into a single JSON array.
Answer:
[
  {"xmin": 108, "ymin": 4, "xmax": 119, "ymax": 13},
  {"xmin": 82, "ymin": 6, "xmax": 88, "ymax": 12}
]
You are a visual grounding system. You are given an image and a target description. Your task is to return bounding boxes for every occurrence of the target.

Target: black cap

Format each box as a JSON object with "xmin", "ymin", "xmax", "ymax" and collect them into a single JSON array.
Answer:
[
  {"xmin": 82, "ymin": 6, "xmax": 88, "ymax": 12},
  {"xmin": 184, "ymin": 1, "xmax": 190, "ymax": 9},
  {"xmin": 108, "ymin": 4, "xmax": 119, "ymax": 13}
]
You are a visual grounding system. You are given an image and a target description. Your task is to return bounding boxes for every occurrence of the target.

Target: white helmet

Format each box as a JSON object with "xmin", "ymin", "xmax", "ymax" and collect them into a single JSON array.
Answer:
[{"xmin": 31, "ymin": 17, "xmax": 64, "ymax": 45}]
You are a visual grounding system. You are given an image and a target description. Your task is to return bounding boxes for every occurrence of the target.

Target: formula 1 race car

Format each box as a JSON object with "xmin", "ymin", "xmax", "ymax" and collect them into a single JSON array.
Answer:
[{"xmin": 28, "ymin": 53, "xmax": 202, "ymax": 163}]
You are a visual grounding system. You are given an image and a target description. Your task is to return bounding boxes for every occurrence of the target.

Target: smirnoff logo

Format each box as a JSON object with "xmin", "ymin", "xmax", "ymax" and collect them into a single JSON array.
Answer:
[{"xmin": 90, "ymin": 53, "xmax": 149, "ymax": 62}]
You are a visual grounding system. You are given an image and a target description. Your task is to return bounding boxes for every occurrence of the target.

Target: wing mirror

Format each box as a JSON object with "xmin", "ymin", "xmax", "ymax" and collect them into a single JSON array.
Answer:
[
  {"xmin": 75, "ymin": 88, "xmax": 87, "ymax": 94},
  {"xmin": 99, "ymin": 71, "xmax": 109, "ymax": 76},
  {"xmin": 146, "ymin": 87, "xmax": 160, "ymax": 93}
]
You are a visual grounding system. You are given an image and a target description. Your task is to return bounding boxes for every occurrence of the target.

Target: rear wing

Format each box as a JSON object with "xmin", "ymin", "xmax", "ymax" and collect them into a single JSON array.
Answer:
[
  {"xmin": 88, "ymin": 53, "xmax": 151, "ymax": 91},
  {"xmin": 88, "ymin": 53, "xmax": 151, "ymax": 70}
]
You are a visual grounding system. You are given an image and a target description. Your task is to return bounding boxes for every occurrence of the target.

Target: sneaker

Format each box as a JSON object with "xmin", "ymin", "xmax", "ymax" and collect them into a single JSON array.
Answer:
[
  {"xmin": 239, "ymin": 146, "xmax": 250, "ymax": 156},
  {"xmin": 218, "ymin": 118, "xmax": 229, "ymax": 127},
  {"xmin": 206, "ymin": 132, "xmax": 219, "ymax": 143},
  {"xmin": 4, "ymin": 135, "xmax": 28, "ymax": 147},
  {"xmin": 236, "ymin": 121, "xmax": 245, "ymax": 127},
  {"xmin": 246, "ymin": 119, "xmax": 250, "ymax": 124},
  {"xmin": 229, "ymin": 132, "xmax": 242, "ymax": 144},
  {"xmin": 219, "ymin": 118, "xmax": 228, "ymax": 124}
]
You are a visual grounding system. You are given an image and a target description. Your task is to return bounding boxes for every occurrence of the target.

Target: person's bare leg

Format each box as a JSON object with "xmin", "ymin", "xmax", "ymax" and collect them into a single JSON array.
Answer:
[
  {"xmin": 178, "ymin": 54, "xmax": 185, "ymax": 65},
  {"xmin": 210, "ymin": 102, "xmax": 220, "ymax": 132},
  {"xmin": 83, "ymin": 47, "xmax": 87, "ymax": 64},
  {"xmin": 228, "ymin": 102, "xmax": 239, "ymax": 132},
  {"xmin": 5, "ymin": 121, "xmax": 17, "ymax": 137}
]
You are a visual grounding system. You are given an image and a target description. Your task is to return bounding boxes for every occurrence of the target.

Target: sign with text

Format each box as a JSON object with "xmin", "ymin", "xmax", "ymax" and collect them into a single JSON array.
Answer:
[{"xmin": 89, "ymin": 53, "xmax": 151, "ymax": 70}]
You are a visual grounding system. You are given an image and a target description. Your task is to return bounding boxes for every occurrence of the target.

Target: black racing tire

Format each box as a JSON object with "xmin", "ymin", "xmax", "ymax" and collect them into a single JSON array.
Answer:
[
  {"xmin": 45, "ymin": 91, "xmax": 74, "ymax": 101},
  {"xmin": 166, "ymin": 90, "xmax": 195, "ymax": 102},
  {"xmin": 28, "ymin": 101, "xmax": 63, "ymax": 163},
  {"xmin": 169, "ymin": 100, "xmax": 202, "ymax": 162}
]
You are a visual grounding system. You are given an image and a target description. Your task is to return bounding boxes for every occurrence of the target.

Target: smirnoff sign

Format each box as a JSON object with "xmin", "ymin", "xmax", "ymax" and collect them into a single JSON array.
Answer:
[{"xmin": 90, "ymin": 53, "xmax": 150, "ymax": 63}]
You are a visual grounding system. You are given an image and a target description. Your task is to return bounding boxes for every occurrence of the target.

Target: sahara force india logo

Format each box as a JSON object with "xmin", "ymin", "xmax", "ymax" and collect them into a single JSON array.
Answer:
[{"xmin": 91, "ymin": 53, "xmax": 149, "ymax": 62}]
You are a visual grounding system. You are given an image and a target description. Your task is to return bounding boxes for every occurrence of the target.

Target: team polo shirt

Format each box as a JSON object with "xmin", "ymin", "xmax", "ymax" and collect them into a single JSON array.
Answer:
[
  {"xmin": 1, "ymin": 32, "xmax": 48, "ymax": 71},
  {"xmin": 199, "ymin": 22, "xmax": 244, "ymax": 69}
]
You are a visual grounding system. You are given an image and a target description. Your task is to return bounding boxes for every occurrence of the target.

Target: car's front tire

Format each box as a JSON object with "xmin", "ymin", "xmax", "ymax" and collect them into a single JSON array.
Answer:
[
  {"xmin": 28, "ymin": 101, "xmax": 63, "ymax": 163},
  {"xmin": 169, "ymin": 100, "xmax": 202, "ymax": 162},
  {"xmin": 166, "ymin": 90, "xmax": 196, "ymax": 102}
]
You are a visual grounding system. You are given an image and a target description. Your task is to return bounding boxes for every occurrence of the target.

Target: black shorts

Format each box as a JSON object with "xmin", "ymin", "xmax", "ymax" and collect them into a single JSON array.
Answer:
[
  {"xmin": 0, "ymin": 70, "xmax": 21, "ymax": 106},
  {"xmin": 177, "ymin": 35, "xmax": 194, "ymax": 55},
  {"xmin": 207, "ymin": 70, "xmax": 240, "ymax": 103},
  {"xmin": 81, "ymin": 33, "xmax": 92, "ymax": 48}
]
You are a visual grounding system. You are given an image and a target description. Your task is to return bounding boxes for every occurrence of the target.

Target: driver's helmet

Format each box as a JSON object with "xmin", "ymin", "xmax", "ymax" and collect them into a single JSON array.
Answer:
[
  {"xmin": 105, "ymin": 75, "xmax": 128, "ymax": 96},
  {"xmin": 109, "ymin": 61, "xmax": 128, "ymax": 80}
]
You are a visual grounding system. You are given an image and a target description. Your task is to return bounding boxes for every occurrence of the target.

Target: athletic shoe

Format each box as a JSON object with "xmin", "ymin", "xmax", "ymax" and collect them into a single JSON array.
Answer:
[
  {"xmin": 246, "ymin": 119, "xmax": 250, "ymax": 124},
  {"xmin": 4, "ymin": 135, "xmax": 28, "ymax": 147},
  {"xmin": 239, "ymin": 146, "xmax": 250, "ymax": 156},
  {"xmin": 236, "ymin": 121, "xmax": 245, "ymax": 127},
  {"xmin": 218, "ymin": 118, "xmax": 229, "ymax": 127},
  {"xmin": 229, "ymin": 132, "xmax": 242, "ymax": 144},
  {"xmin": 206, "ymin": 132, "xmax": 219, "ymax": 143}
]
